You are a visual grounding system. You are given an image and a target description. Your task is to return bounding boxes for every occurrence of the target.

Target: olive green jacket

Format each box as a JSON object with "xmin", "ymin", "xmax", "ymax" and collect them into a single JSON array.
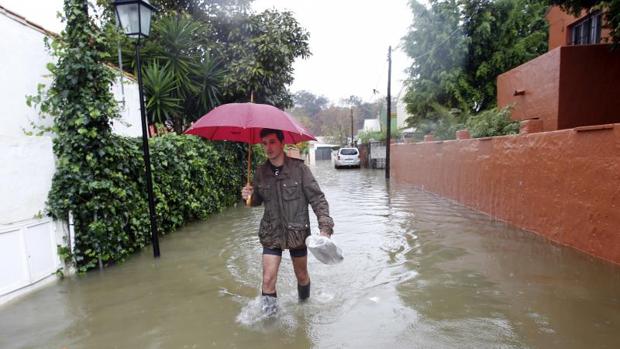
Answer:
[{"xmin": 251, "ymin": 156, "xmax": 334, "ymax": 249}]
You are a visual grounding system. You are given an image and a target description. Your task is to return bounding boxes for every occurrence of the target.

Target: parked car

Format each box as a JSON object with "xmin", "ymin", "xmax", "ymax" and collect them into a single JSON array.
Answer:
[{"xmin": 334, "ymin": 147, "xmax": 361, "ymax": 169}]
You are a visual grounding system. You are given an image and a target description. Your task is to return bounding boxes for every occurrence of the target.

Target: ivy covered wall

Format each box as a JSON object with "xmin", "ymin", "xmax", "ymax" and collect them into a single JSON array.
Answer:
[{"xmin": 39, "ymin": 0, "xmax": 260, "ymax": 272}]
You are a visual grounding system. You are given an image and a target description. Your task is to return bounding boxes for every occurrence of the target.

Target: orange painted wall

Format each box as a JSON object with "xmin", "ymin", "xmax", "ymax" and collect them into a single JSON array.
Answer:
[
  {"xmin": 559, "ymin": 45, "xmax": 620, "ymax": 129},
  {"xmin": 497, "ymin": 48, "xmax": 561, "ymax": 131},
  {"xmin": 546, "ymin": 6, "xmax": 612, "ymax": 50},
  {"xmin": 547, "ymin": 6, "xmax": 577, "ymax": 49},
  {"xmin": 498, "ymin": 45, "xmax": 620, "ymax": 131},
  {"xmin": 391, "ymin": 124, "xmax": 620, "ymax": 265}
]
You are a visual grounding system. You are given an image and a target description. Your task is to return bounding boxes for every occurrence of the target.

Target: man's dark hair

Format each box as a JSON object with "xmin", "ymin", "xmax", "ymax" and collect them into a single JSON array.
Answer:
[{"xmin": 260, "ymin": 128, "xmax": 284, "ymax": 142}]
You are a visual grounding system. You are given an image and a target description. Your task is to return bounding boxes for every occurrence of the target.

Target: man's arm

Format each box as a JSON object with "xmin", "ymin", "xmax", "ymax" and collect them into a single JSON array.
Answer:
[{"xmin": 301, "ymin": 165, "xmax": 334, "ymax": 236}]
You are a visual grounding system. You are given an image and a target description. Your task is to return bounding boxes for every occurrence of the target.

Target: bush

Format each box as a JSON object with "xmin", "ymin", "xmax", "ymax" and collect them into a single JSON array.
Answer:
[
  {"xmin": 411, "ymin": 105, "xmax": 518, "ymax": 140},
  {"xmin": 412, "ymin": 104, "xmax": 465, "ymax": 140},
  {"xmin": 48, "ymin": 134, "xmax": 260, "ymax": 271},
  {"xmin": 357, "ymin": 128, "xmax": 402, "ymax": 143},
  {"xmin": 465, "ymin": 106, "xmax": 519, "ymax": 138}
]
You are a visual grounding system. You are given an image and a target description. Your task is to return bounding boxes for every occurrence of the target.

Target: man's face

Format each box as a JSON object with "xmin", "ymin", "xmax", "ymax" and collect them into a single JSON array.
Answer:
[{"xmin": 261, "ymin": 133, "xmax": 284, "ymax": 161}]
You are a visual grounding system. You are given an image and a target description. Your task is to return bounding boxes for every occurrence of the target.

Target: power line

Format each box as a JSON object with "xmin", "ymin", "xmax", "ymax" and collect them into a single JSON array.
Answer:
[{"xmin": 407, "ymin": 26, "xmax": 462, "ymax": 62}]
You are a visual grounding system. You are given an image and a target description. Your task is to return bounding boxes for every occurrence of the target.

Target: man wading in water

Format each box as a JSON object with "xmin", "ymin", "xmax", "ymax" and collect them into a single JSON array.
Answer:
[{"xmin": 241, "ymin": 128, "xmax": 334, "ymax": 314}]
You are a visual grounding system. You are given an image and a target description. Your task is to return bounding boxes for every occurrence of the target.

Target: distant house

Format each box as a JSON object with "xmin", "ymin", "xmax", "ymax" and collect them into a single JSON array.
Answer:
[
  {"xmin": 363, "ymin": 119, "xmax": 381, "ymax": 133},
  {"xmin": 307, "ymin": 140, "xmax": 339, "ymax": 165},
  {"xmin": 497, "ymin": 6, "xmax": 620, "ymax": 132}
]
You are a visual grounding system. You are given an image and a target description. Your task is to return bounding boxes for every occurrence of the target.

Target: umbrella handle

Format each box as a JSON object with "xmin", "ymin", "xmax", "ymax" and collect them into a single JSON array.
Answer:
[{"xmin": 245, "ymin": 143, "xmax": 252, "ymax": 206}]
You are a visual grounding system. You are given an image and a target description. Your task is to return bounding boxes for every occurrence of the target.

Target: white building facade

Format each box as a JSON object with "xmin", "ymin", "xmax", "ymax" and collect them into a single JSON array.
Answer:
[{"xmin": 0, "ymin": 5, "xmax": 141, "ymax": 304}]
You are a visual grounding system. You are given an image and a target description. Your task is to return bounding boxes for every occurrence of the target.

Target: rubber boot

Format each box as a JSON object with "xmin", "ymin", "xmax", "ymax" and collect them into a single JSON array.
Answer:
[
  {"xmin": 261, "ymin": 291, "xmax": 278, "ymax": 315},
  {"xmin": 298, "ymin": 282, "xmax": 310, "ymax": 302}
]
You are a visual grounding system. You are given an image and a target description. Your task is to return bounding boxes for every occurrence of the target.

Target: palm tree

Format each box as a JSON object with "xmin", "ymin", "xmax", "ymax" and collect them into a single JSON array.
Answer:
[
  {"xmin": 143, "ymin": 62, "xmax": 182, "ymax": 125},
  {"xmin": 118, "ymin": 14, "xmax": 225, "ymax": 132}
]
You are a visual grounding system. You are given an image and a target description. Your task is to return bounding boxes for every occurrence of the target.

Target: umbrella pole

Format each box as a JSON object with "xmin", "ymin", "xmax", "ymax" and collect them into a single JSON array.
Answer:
[{"xmin": 246, "ymin": 143, "xmax": 252, "ymax": 206}]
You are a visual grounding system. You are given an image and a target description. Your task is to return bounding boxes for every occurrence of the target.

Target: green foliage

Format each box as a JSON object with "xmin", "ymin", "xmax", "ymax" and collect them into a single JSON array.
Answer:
[
  {"xmin": 357, "ymin": 128, "xmax": 402, "ymax": 143},
  {"xmin": 36, "ymin": 1, "xmax": 258, "ymax": 272},
  {"xmin": 151, "ymin": 0, "xmax": 253, "ymax": 17},
  {"xmin": 462, "ymin": 0, "xmax": 548, "ymax": 110},
  {"xmin": 403, "ymin": 0, "xmax": 469, "ymax": 123},
  {"xmin": 403, "ymin": 0, "xmax": 548, "ymax": 126},
  {"xmin": 149, "ymin": 135, "xmax": 249, "ymax": 233},
  {"xmin": 465, "ymin": 106, "xmax": 520, "ymax": 137},
  {"xmin": 143, "ymin": 62, "xmax": 183, "ymax": 123},
  {"xmin": 213, "ymin": 9, "xmax": 311, "ymax": 108},
  {"xmin": 105, "ymin": 6, "xmax": 310, "ymax": 131},
  {"xmin": 411, "ymin": 105, "xmax": 518, "ymax": 140},
  {"xmin": 412, "ymin": 104, "xmax": 466, "ymax": 140},
  {"xmin": 121, "ymin": 14, "xmax": 224, "ymax": 132}
]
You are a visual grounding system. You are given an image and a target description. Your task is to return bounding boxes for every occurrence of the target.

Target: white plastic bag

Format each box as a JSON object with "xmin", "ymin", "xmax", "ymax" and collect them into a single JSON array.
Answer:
[{"xmin": 305, "ymin": 235, "xmax": 343, "ymax": 264}]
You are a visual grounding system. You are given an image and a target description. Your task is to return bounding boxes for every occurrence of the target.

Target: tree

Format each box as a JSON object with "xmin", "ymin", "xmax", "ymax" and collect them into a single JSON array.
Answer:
[
  {"xmin": 142, "ymin": 61, "xmax": 183, "ymax": 124},
  {"xmin": 318, "ymin": 106, "xmax": 352, "ymax": 145},
  {"xmin": 402, "ymin": 0, "xmax": 548, "ymax": 126},
  {"xmin": 402, "ymin": 0, "xmax": 469, "ymax": 125},
  {"xmin": 151, "ymin": 0, "xmax": 253, "ymax": 17},
  {"xmin": 141, "ymin": 14, "xmax": 224, "ymax": 131},
  {"xmin": 290, "ymin": 90, "xmax": 329, "ymax": 135},
  {"xmin": 210, "ymin": 9, "xmax": 311, "ymax": 108},
  {"xmin": 104, "ymin": 4, "xmax": 309, "ymax": 132},
  {"xmin": 294, "ymin": 90, "xmax": 329, "ymax": 117},
  {"xmin": 462, "ymin": 0, "xmax": 548, "ymax": 111}
]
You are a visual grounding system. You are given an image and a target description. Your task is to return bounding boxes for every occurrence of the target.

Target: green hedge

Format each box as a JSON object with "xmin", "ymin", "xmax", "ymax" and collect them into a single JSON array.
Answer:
[
  {"xmin": 48, "ymin": 134, "xmax": 262, "ymax": 272},
  {"xmin": 150, "ymin": 135, "xmax": 249, "ymax": 233}
]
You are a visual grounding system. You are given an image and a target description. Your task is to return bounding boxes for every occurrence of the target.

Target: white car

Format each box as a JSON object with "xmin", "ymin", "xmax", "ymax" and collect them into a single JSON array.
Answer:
[{"xmin": 334, "ymin": 147, "xmax": 361, "ymax": 169}]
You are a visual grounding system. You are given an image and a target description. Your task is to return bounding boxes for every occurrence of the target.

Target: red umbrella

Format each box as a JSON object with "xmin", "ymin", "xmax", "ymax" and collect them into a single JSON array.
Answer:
[{"xmin": 184, "ymin": 102, "xmax": 316, "ymax": 204}]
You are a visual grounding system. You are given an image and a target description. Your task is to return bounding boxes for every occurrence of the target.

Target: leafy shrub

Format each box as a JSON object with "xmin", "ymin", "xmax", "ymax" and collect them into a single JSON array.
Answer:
[
  {"xmin": 48, "ymin": 134, "xmax": 258, "ymax": 271},
  {"xmin": 412, "ymin": 104, "xmax": 465, "ymax": 140},
  {"xmin": 465, "ymin": 106, "xmax": 519, "ymax": 138},
  {"xmin": 357, "ymin": 129, "xmax": 402, "ymax": 143}
]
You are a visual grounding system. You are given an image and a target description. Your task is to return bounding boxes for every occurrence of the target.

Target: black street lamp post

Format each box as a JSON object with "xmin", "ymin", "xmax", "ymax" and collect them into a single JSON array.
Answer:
[{"xmin": 112, "ymin": 0, "xmax": 160, "ymax": 257}]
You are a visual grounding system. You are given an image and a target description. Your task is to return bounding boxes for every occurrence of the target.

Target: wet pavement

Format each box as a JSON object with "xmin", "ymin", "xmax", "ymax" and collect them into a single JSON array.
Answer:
[{"xmin": 1, "ymin": 161, "xmax": 620, "ymax": 348}]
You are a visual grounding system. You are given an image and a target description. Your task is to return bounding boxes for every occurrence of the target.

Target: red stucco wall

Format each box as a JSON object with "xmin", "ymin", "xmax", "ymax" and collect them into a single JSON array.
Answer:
[
  {"xmin": 498, "ymin": 45, "xmax": 620, "ymax": 131},
  {"xmin": 497, "ymin": 48, "xmax": 561, "ymax": 131},
  {"xmin": 559, "ymin": 45, "xmax": 620, "ymax": 129},
  {"xmin": 546, "ymin": 6, "xmax": 612, "ymax": 49},
  {"xmin": 391, "ymin": 124, "xmax": 620, "ymax": 265}
]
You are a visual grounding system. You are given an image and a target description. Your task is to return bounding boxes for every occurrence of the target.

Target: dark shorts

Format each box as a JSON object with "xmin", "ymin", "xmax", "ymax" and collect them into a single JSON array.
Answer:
[{"xmin": 263, "ymin": 246, "xmax": 308, "ymax": 258}]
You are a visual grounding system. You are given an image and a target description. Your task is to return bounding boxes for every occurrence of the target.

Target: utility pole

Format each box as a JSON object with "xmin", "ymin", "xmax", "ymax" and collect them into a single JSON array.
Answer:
[
  {"xmin": 386, "ymin": 46, "xmax": 392, "ymax": 179},
  {"xmin": 350, "ymin": 107, "xmax": 354, "ymax": 146}
]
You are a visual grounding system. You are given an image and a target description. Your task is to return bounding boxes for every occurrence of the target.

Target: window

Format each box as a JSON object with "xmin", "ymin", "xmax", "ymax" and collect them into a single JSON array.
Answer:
[
  {"xmin": 571, "ymin": 12, "xmax": 602, "ymax": 45},
  {"xmin": 339, "ymin": 148, "xmax": 358, "ymax": 156}
]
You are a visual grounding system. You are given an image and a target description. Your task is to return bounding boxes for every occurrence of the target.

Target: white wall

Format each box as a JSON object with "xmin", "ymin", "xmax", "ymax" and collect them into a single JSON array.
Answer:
[
  {"xmin": 0, "ymin": 6, "xmax": 141, "ymax": 303},
  {"xmin": 110, "ymin": 73, "xmax": 142, "ymax": 137}
]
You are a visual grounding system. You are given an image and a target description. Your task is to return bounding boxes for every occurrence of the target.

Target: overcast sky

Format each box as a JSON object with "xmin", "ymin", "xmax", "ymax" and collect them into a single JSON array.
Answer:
[
  {"xmin": 1, "ymin": 0, "xmax": 414, "ymax": 104},
  {"xmin": 252, "ymin": 0, "xmax": 413, "ymax": 104}
]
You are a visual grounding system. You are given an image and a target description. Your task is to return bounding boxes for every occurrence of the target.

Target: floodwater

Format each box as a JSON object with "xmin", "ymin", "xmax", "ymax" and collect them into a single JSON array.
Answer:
[{"xmin": 1, "ymin": 162, "xmax": 620, "ymax": 349}]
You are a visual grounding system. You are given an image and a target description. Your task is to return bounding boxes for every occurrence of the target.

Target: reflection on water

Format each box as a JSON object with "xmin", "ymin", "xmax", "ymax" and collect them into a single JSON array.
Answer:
[{"xmin": 1, "ymin": 161, "xmax": 619, "ymax": 348}]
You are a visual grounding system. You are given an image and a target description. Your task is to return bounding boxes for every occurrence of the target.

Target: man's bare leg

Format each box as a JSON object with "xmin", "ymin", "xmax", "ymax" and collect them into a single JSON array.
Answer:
[
  {"xmin": 262, "ymin": 254, "xmax": 281, "ymax": 294},
  {"xmin": 261, "ymin": 254, "xmax": 281, "ymax": 314}
]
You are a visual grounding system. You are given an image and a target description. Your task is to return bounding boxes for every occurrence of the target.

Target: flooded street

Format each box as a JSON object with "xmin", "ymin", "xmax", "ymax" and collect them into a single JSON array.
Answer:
[{"xmin": 1, "ymin": 161, "xmax": 619, "ymax": 348}]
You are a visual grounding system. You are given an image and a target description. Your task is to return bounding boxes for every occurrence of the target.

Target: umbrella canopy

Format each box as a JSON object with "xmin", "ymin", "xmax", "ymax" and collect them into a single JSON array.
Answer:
[{"xmin": 184, "ymin": 103, "xmax": 316, "ymax": 144}]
